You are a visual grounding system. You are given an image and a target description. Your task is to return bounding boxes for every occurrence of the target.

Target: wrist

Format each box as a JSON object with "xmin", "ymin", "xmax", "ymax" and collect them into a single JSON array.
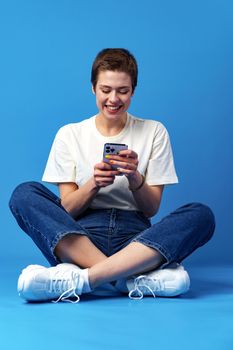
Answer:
[
  {"xmin": 128, "ymin": 172, "xmax": 145, "ymax": 192},
  {"xmin": 90, "ymin": 177, "xmax": 100, "ymax": 192}
]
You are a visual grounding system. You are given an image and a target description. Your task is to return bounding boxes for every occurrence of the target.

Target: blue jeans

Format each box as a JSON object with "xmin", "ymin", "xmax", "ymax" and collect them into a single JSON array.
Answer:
[{"xmin": 9, "ymin": 182, "xmax": 215, "ymax": 267}]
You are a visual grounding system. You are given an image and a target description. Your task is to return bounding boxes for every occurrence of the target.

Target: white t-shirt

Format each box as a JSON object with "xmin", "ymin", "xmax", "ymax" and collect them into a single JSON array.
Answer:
[{"xmin": 42, "ymin": 113, "xmax": 178, "ymax": 211}]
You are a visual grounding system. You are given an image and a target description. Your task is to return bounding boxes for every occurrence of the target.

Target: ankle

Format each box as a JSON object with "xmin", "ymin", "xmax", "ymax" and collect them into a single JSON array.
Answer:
[
  {"xmin": 87, "ymin": 268, "xmax": 100, "ymax": 290},
  {"xmin": 81, "ymin": 268, "xmax": 92, "ymax": 293}
]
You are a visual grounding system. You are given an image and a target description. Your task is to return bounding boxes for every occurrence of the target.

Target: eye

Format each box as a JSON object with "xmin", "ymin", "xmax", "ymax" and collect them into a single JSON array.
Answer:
[
  {"xmin": 101, "ymin": 89, "xmax": 111, "ymax": 94},
  {"xmin": 118, "ymin": 89, "xmax": 129, "ymax": 94}
]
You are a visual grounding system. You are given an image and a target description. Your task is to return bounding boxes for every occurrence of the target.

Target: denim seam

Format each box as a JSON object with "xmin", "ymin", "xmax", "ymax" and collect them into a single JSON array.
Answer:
[
  {"xmin": 108, "ymin": 209, "xmax": 116, "ymax": 256},
  {"xmin": 131, "ymin": 236, "xmax": 172, "ymax": 263}
]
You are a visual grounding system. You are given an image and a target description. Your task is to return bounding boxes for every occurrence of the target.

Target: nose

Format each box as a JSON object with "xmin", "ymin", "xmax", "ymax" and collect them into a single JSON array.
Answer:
[{"xmin": 109, "ymin": 90, "xmax": 119, "ymax": 103}]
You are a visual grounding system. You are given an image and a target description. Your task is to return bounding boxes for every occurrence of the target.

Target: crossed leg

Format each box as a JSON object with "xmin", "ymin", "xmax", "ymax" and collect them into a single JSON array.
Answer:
[{"xmin": 54, "ymin": 234, "xmax": 165, "ymax": 290}]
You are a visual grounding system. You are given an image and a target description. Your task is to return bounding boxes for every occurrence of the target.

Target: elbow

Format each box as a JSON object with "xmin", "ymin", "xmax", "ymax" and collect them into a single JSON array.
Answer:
[
  {"xmin": 143, "ymin": 202, "xmax": 161, "ymax": 218},
  {"xmin": 61, "ymin": 199, "xmax": 86, "ymax": 220},
  {"xmin": 60, "ymin": 199, "xmax": 76, "ymax": 218},
  {"xmin": 144, "ymin": 207, "xmax": 159, "ymax": 218}
]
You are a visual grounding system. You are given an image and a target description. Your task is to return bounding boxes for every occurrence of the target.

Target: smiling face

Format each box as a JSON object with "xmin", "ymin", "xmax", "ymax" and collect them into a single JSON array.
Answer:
[{"xmin": 93, "ymin": 70, "xmax": 133, "ymax": 121}]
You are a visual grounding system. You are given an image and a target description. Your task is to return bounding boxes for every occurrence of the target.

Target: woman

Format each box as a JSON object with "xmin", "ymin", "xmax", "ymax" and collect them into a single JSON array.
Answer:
[{"xmin": 9, "ymin": 48, "xmax": 215, "ymax": 303}]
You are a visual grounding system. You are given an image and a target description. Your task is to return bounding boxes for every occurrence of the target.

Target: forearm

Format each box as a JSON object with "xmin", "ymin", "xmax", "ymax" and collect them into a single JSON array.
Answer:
[
  {"xmin": 132, "ymin": 184, "xmax": 161, "ymax": 217},
  {"xmin": 128, "ymin": 172, "xmax": 163, "ymax": 218},
  {"xmin": 60, "ymin": 162, "xmax": 118, "ymax": 219},
  {"xmin": 107, "ymin": 150, "xmax": 163, "ymax": 217},
  {"xmin": 61, "ymin": 177, "xmax": 99, "ymax": 219}
]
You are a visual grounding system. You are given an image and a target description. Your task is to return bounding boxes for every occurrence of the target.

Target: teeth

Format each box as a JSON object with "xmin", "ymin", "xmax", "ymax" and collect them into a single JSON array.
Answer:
[{"xmin": 107, "ymin": 106, "xmax": 121, "ymax": 110}]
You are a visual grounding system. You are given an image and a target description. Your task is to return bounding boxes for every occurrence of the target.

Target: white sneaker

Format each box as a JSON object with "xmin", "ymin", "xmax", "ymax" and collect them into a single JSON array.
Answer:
[
  {"xmin": 125, "ymin": 263, "xmax": 190, "ymax": 299},
  {"xmin": 17, "ymin": 263, "xmax": 86, "ymax": 303}
]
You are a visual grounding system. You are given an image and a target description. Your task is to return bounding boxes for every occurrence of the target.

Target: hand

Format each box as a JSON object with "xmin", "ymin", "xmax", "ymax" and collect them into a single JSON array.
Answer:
[
  {"xmin": 93, "ymin": 161, "xmax": 121, "ymax": 188},
  {"xmin": 106, "ymin": 149, "xmax": 139, "ymax": 178}
]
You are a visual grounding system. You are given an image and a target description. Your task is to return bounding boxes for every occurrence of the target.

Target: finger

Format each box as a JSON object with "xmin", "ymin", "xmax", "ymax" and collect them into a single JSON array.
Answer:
[
  {"xmin": 109, "ymin": 160, "xmax": 138, "ymax": 170},
  {"xmin": 95, "ymin": 176, "xmax": 115, "ymax": 187},
  {"xmin": 116, "ymin": 167, "xmax": 135, "ymax": 176},
  {"xmin": 106, "ymin": 153, "xmax": 138, "ymax": 163},
  {"xmin": 95, "ymin": 162, "xmax": 113, "ymax": 170},
  {"xmin": 95, "ymin": 177, "xmax": 115, "ymax": 184},
  {"xmin": 107, "ymin": 156, "xmax": 137, "ymax": 165},
  {"xmin": 118, "ymin": 149, "xmax": 138, "ymax": 159},
  {"xmin": 94, "ymin": 169, "xmax": 120, "ymax": 177}
]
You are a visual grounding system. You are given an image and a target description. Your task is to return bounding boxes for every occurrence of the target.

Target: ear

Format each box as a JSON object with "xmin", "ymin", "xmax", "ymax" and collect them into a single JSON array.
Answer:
[
  {"xmin": 92, "ymin": 85, "xmax": 96, "ymax": 94},
  {"xmin": 131, "ymin": 86, "xmax": 135, "ymax": 97}
]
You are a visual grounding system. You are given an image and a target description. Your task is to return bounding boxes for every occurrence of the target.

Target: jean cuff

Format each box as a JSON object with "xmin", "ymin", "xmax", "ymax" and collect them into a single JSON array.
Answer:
[
  {"xmin": 50, "ymin": 229, "xmax": 89, "ymax": 264},
  {"xmin": 131, "ymin": 236, "xmax": 172, "ymax": 266}
]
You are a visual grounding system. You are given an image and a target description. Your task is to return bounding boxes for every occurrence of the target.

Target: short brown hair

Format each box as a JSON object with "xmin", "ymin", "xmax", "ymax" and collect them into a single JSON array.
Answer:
[{"xmin": 91, "ymin": 48, "xmax": 138, "ymax": 93}]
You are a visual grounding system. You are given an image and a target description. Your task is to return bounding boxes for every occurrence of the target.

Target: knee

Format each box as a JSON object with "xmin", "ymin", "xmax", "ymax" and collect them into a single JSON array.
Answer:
[
  {"xmin": 190, "ymin": 202, "xmax": 215, "ymax": 223},
  {"xmin": 9, "ymin": 181, "xmax": 42, "ymax": 210},
  {"xmin": 190, "ymin": 202, "xmax": 216, "ymax": 238}
]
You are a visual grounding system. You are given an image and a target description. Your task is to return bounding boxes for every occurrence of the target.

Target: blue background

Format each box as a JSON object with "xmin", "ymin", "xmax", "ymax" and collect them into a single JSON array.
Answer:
[{"xmin": 1, "ymin": 0, "xmax": 233, "ymax": 266}]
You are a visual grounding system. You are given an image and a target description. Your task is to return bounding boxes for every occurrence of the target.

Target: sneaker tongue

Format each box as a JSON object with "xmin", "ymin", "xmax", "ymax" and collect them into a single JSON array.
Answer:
[
  {"xmin": 140, "ymin": 277, "xmax": 160, "ymax": 293},
  {"xmin": 34, "ymin": 270, "xmax": 71, "ymax": 293}
]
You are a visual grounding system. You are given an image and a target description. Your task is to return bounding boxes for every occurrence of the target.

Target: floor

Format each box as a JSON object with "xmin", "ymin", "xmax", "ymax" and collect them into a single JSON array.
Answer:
[{"xmin": 1, "ymin": 260, "xmax": 233, "ymax": 350}]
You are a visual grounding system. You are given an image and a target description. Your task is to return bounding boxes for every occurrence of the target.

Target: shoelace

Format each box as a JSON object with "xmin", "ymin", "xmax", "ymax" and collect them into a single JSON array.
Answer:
[
  {"xmin": 50, "ymin": 271, "xmax": 81, "ymax": 304},
  {"xmin": 128, "ymin": 275, "xmax": 162, "ymax": 300}
]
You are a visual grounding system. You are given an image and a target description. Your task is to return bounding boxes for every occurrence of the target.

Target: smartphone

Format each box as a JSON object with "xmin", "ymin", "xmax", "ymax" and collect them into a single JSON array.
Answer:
[{"xmin": 103, "ymin": 143, "xmax": 128, "ymax": 170}]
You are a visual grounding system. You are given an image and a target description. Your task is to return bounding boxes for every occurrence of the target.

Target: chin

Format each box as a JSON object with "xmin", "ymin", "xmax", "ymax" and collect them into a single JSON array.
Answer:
[{"xmin": 103, "ymin": 109, "xmax": 127, "ymax": 120}]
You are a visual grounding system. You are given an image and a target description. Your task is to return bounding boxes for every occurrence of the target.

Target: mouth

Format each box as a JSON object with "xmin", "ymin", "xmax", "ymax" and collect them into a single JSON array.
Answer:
[{"xmin": 105, "ymin": 105, "xmax": 123, "ymax": 113}]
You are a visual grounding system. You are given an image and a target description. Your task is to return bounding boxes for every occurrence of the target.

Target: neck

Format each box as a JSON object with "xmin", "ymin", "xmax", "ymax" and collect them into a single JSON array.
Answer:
[{"xmin": 95, "ymin": 113, "xmax": 128, "ymax": 137}]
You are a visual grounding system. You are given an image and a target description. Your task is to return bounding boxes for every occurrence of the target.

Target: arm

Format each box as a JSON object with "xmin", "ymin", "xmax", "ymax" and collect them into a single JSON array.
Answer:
[
  {"xmin": 59, "ymin": 162, "xmax": 120, "ymax": 219},
  {"xmin": 127, "ymin": 171, "xmax": 164, "ymax": 217},
  {"xmin": 107, "ymin": 150, "xmax": 164, "ymax": 218},
  {"xmin": 59, "ymin": 179, "xmax": 98, "ymax": 219}
]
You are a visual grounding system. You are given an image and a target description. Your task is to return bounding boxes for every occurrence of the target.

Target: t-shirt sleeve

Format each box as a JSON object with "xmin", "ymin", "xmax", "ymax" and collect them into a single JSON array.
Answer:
[
  {"xmin": 145, "ymin": 122, "xmax": 178, "ymax": 186},
  {"xmin": 42, "ymin": 127, "xmax": 76, "ymax": 184}
]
